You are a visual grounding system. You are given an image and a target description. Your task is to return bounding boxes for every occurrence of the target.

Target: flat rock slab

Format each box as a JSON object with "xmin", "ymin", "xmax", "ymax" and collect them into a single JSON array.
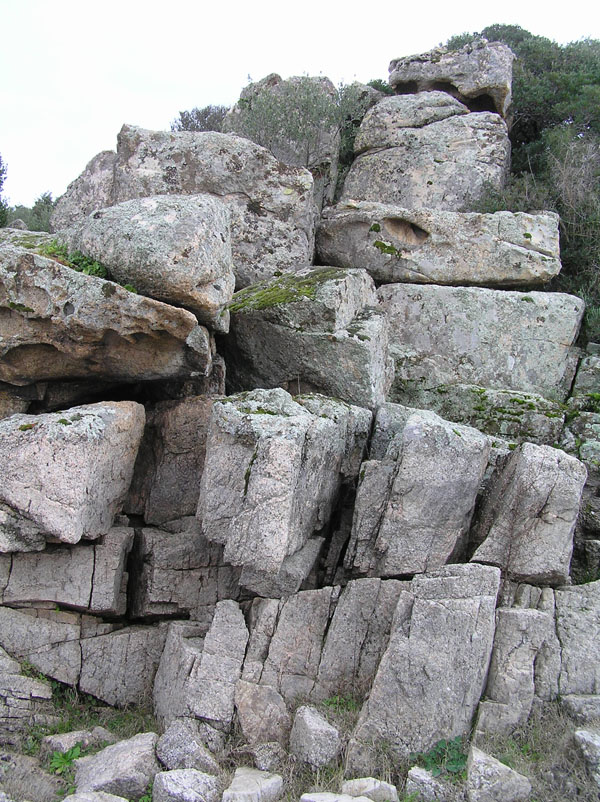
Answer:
[
  {"xmin": 74, "ymin": 732, "xmax": 160, "ymax": 799},
  {"xmin": 53, "ymin": 126, "xmax": 317, "ymax": 289},
  {"xmin": 389, "ymin": 40, "xmax": 514, "ymax": 118},
  {"xmin": 341, "ymin": 95, "xmax": 509, "ymax": 211},
  {"xmin": 222, "ymin": 767, "xmax": 283, "ymax": 802},
  {"xmin": 346, "ymin": 408, "xmax": 490, "ymax": 576},
  {"xmin": 1, "ymin": 527, "xmax": 133, "ymax": 614},
  {"xmin": 64, "ymin": 194, "xmax": 234, "ymax": 331},
  {"xmin": 472, "ymin": 443, "xmax": 587, "ymax": 585},
  {"xmin": 197, "ymin": 389, "xmax": 371, "ymax": 577},
  {"xmin": 379, "ymin": 284, "xmax": 584, "ymax": 402},
  {"xmin": 340, "ymin": 779, "xmax": 398, "ymax": 802},
  {"xmin": 152, "ymin": 769, "xmax": 221, "ymax": 802},
  {"xmin": 0, "ymin": 402, "xmax": 144, "ymax": 545},
  {"xmin": 346, "ymin": 564, "xmax": 501, "ymax": 772},
  {"xmin": 317, "ymin": 203, "xmax": 560, "ymax": 287},
  {"xmin": 0, "ymin": 245, "xmax": 213, "ymax": 386},
  {"xmin": 222, "ymin": 267, "xmax": 393, "ymax": 409}
]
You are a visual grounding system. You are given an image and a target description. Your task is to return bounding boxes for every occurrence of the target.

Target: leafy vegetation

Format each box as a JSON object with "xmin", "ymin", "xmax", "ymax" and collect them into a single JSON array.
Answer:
[
  {"xmin": 445, "ymin": 25, "xmax": 600, "ymax": 342},
  {"xmin": 49, "ymin": 744, "xmax": 81, "ymax": 774},
  {"xmin": 410, "ymin": 736, "xmax": 468, "ymax": 780},
  {"xmin": 37, "ymin": 238, "xmax": 137, "ymax": 291},
  {"xmin": 171, "ymin": 104, "xmax": 228, "ymax": 132},
  {"xmin": 8, "ymin": 191, "xmax": 55, "ymax": 232}
]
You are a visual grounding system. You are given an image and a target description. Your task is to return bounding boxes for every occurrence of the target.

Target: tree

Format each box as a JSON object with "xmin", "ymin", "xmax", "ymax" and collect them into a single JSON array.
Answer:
[
  {"xmin": 170, "ymin": 105, "xmax": 228, "ymax": 133},
  {"xmin": 0, "ymin": 154, "xmax": 8, "ymax": 228},
  {"xmin": 7, "ymin": 191, "xmax": 55, "ymax": 232}
]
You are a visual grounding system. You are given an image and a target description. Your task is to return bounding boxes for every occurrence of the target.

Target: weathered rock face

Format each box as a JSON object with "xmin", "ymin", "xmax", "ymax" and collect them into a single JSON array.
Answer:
[
  {"xmin": 0, "ymin": 647, "xmax": 54, "ymax": 747},
  {"xmin": 153, "ymin": 600, "xmax": 249, "ymax": 742},
  {"xmin": 346, "ymin": 408, "xmax": 490, "ymax": 576},
  {"xmin": 0, "ymin": 245, "xmax": 213, "ymax": 386},
  {"xmin": 129, "ymin": 523, "xmax": 242, "ymax": 620},
  {"xmin": 341, "ymin": 94, "xmax": 509, "ymax": 211},
  {"xmin": 472, "ymin": 443, "xmax": 587, "ymax": 585},
  {"xmin": 0, "ymin": 527, "xmax": 133, "ymax": 615},
  {"xmin": 475, "ymin": 608, "xmax": 551, "ymax": 736},
  {"xmin": 52, "ymin": 151, "xmax": 118, "ymax": 230},
  {"xmin": 223, "ymin": 74, "xmax": 340, "ymax": 210},
  {"xmin": 466, "ymin": 746, "xmax": 531, "ymax": 802},
  {"xmin": 241, "ymin": 579, "xmax": 404, "ymax": 706},
  {"xmin": 379, "ymin": 284, "xmax": 584, "ymax": 402},
  {"xmin": 73, "ymin": 732, "xmax": 160, "ymax": 799},
  {"xmin": 126, "ymin": 397, "xmax": 215, "ymax": 525},
  {"xmin": 53, "ymin": 126, "xmax": 317, "ymax": 289},
  {"xmin": 317, "ymin": 203, "xmax": 561, "ymax": 287},
  {"xmin": 196, "ymin": 389, "xmax": 371, "ymax": 584},
  {"xmin": 0, "ymin": 403, "xmax": 144, "ymax": 546},
  {"xmin": 64, "ymin": 195, "xmax": 235, "ymax": 332},
  {"xmin": 390, "ymin": 384, "xmax": 565, "ymax": 446},
  {"xmin": 555, "ymin": 580, "xmax": 600, "ymax": 695},
  {"xmin": 222, "ymin": 267, "xmax": 393, "ymax": 409},
  {"xmin": 0, "ymin": 606, "xmax": 165, "ymax": 705},
  {"xmin": 388, "ymin": 40, "xmax": 514, "ymax": 119},
  {"xmin": 290, "ymin": 706, "xmax": 341, "ymax": 767},
  {"xmin": 346, "ymin": 564, "xmax": 501, "ymax": 771}
]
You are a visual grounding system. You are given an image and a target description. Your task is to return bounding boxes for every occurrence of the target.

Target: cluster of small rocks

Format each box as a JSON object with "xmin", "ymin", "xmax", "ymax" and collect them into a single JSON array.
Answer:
[{"xmin": 2, "ymin": 38, "xmax": 600, "ymax": 802}]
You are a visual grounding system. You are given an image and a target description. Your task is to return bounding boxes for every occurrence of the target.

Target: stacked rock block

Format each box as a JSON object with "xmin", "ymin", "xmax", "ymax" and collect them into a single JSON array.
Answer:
[{"xmin": 0, "ymin": 39, "xmax": 598, "ymax": 794}]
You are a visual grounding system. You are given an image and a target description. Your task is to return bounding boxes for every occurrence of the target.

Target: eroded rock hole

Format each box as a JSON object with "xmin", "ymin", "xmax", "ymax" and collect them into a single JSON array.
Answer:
[{"xmin": 383, "ymin": 217, "xmax": 429, "ymax": 246}]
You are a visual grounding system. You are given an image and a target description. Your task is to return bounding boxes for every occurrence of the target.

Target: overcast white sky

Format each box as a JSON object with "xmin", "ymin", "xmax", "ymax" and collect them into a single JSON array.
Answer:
[{"xmin": 2, "ymin": 0, "xmax": 599, "ymax": 206}]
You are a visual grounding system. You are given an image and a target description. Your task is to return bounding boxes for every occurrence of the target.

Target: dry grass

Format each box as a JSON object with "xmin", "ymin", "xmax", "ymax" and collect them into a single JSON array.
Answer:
[{"xmin": 476, "ymin": 702, "xmax": 600, "ymax": 802}]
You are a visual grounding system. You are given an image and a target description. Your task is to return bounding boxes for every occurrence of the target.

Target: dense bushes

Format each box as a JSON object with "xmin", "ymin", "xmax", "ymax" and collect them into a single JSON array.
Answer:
[{"xmin": 448, "ymin": 25, "xmax": 600, "ymax": 341}]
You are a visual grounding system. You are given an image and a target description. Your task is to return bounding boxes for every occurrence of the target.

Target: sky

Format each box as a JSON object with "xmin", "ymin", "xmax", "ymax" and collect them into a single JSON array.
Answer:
[{"xmin": 2, "ymin": 0, "xmax": 600, "ymax": 207}]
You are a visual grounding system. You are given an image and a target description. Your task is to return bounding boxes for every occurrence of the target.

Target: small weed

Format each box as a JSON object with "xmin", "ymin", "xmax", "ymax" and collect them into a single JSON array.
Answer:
[
  {"xmin": 57, "ymin": 418, "xmax": 72, "ymax": 426},
  {"xmin": 373, "ymin": 240, "xmax": 400, "ymax": 257},
  {"xmin": 123, "ymin": 283, "xmax": 138, "ymax": 293},
  {"xmin": 410, "ymin": 736, "xmax": 468, "ymax": 781},
  {"xmin": 369, "ymin": 222, "xmax": 381, "ymax": 233},
  {"xmin": 139, "ymin": 783, "xmax": 153, "ymax": 802},
  {"xmin": 49, "ymin": 744, "xmax": 81, "ymax": 774},
  {"xmin": 321, "ymin": 694, "xmax": 360, "ymax": 714},
  {"xmin": 18, "ymin": 423, "xmax": 36, "ymax": 431},
  {"xmin": 523, "ymin": 232, "xmax": 532, "ymax": 239}
]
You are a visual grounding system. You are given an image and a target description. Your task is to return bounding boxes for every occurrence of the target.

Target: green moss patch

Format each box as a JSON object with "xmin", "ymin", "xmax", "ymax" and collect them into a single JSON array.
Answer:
[{"xmin": 228, "ymin": 268, "xmax": 345, "ymax": 313}]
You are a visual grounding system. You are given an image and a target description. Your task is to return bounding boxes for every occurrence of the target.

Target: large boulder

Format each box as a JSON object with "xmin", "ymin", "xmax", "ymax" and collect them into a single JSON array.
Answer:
[
  {"xmin": 388, "ymin": 40, "xmax": 514, "ymax": 118},
  {"xmin": 379, "ymin": 284, "xmax": 584, "ymax": 402},
  {"xmin": 345, "ymin": 407, "xmax": 490, "ymax": 576},
  {"xmin": 317, "ymin": 202, "xmax": 561, "ymax": 287},
  {"xmin": 221, "ymin": 267, "xmax": 393, "ymax": 409},
  {"xmin": 340, "ymin": 93, "xmax": 509, "ymax": 211},
  {"xmin": 196, "ymin": 389, "xmax": 371, "ymax": 583},
  {"xmin": 0, "ymin": 403, "xmax": 144, "ymax": 546},
  {"xmin": 53, "ymin": 126, "xmax": 317, "ymax": 289},
  {"xmin": 0, "ymin": 245, "xmax": 213, "ymax": 386},
  {"xmin": 73, "ymin": 732, "xmax": 160, "ymax": 799},
  {"xmin": 471, "ymin": 443, "xmax": 587, "ymax": 585},
  {"xmin": 346, "ymin": 564, "xmax": 501, "ymax": 771},
  {"xmin": 63, "ymin": 195, "xmax": 235, "ymax": 332}
]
